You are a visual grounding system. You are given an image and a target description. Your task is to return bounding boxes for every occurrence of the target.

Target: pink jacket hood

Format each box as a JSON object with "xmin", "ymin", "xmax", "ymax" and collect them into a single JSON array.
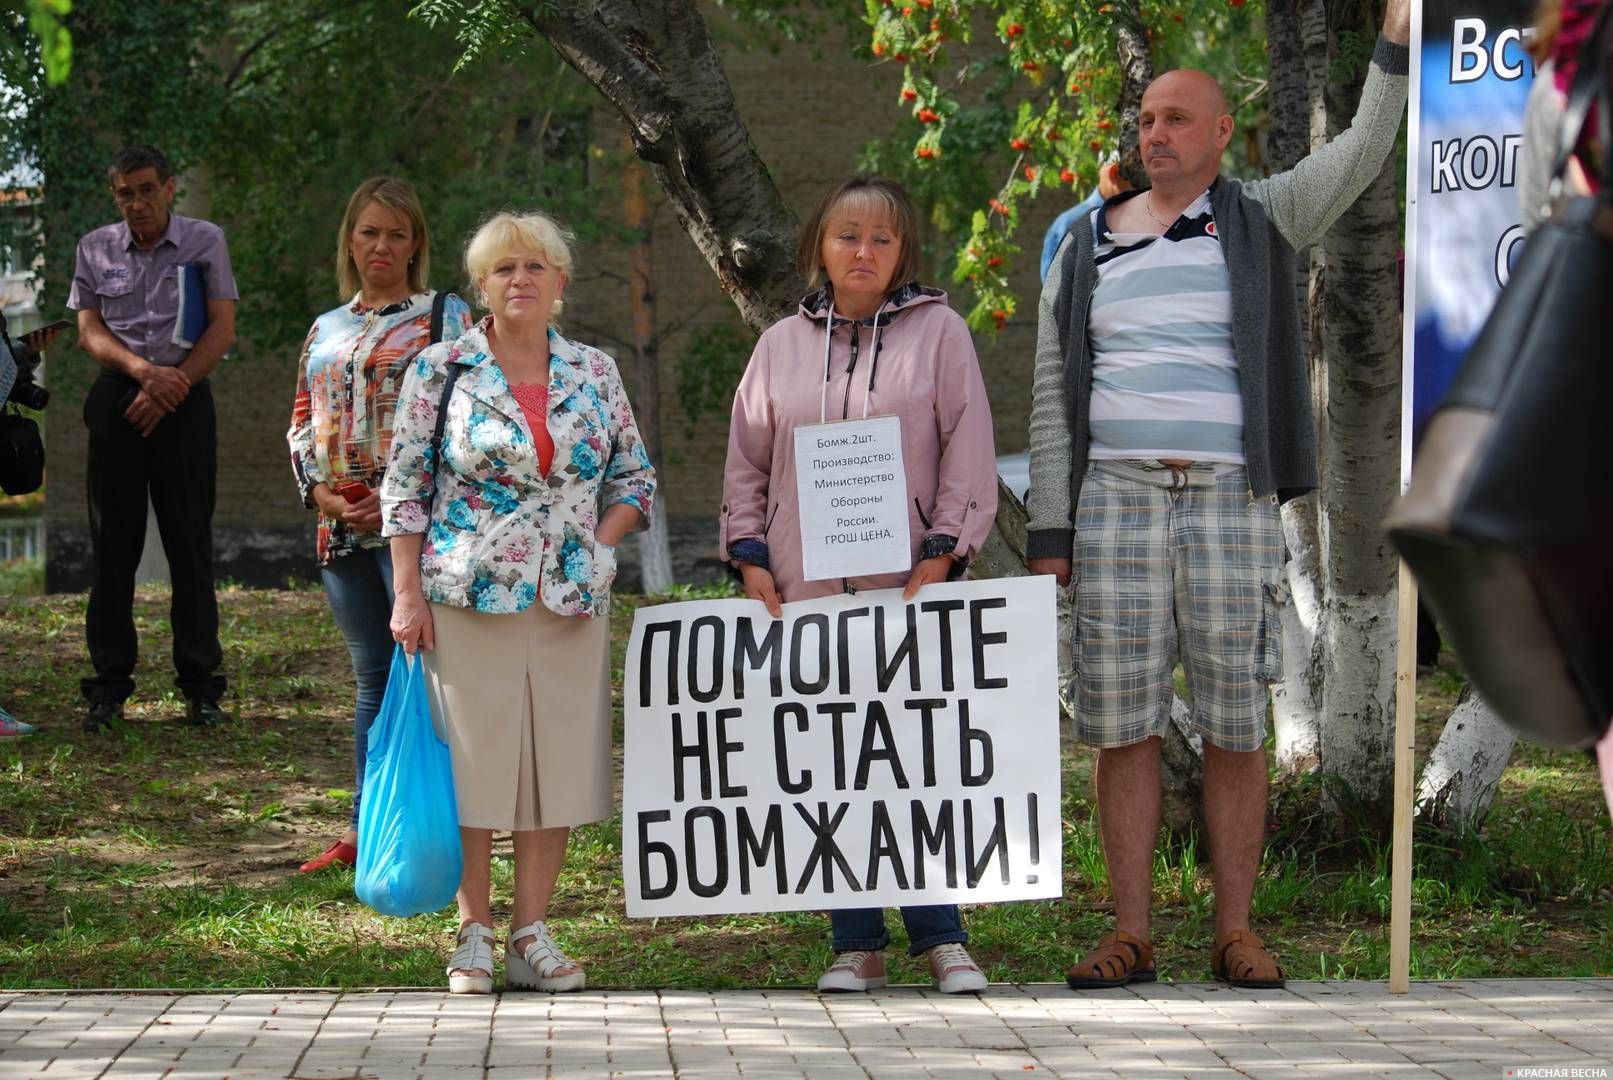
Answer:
[{"xmin": 721, "ymin": 283, "xmax": 999, "ymax": 602}]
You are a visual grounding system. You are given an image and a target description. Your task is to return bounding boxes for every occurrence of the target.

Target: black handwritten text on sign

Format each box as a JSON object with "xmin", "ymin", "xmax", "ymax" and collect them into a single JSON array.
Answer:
[{"xmin": 621, "ymin": 577, "xmax": 1062, "ymax": 917}]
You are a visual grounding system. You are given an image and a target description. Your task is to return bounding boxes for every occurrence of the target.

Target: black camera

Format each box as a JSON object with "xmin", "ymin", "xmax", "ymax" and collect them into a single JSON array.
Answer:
[
  {"xmin": 0, "ymin": 310, "xmax": 49, "ymax": 496},
  {"xmin": 1, "ymin": 313, "xmax": 49, "ymax": 410}
]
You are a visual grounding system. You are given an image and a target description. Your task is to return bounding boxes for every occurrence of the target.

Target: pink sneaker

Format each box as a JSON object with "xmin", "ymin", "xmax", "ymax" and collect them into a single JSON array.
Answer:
[
  {"xmin": 816, "ymin": 949, "xmax": 886, "ymax": 992},
  {"xmin": 927, "ymin": 942, "xmax": 988, "ymax": 993}
]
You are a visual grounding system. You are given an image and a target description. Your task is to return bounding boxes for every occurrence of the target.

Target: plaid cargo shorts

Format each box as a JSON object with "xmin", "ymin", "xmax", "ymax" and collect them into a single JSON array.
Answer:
[{"xmin": 1070, "ymin": 462, "xmax": 1285, "ymax": 752}]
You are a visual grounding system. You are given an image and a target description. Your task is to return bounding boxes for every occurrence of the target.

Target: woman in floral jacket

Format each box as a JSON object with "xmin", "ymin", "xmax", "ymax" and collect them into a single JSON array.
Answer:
[{"xmin": 381, "ymin": 211, "xmax": 655, "ymax": 994}]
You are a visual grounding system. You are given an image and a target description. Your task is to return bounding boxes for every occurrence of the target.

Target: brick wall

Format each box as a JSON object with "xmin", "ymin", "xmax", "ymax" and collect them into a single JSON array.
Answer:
[{"xmin": 44, "ymin": 18, "xmax": 1059, "ymax": 590}]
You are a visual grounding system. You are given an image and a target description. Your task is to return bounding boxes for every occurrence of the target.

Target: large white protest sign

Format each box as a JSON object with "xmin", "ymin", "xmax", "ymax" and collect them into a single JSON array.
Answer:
[
  {"xmin": 622, "ymin": 577, "xmax": 1062, "ymax": 918},
  {"xmin": 793, "ymin": 415, "xmax": 911, "ymax": 581}
]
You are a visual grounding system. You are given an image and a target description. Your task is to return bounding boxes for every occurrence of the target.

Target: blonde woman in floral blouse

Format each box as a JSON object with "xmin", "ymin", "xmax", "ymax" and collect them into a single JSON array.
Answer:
[
  {"xmin": 287, "ymin": 176, "xmax": 471, "ymax": 875},
  {"xmin": 381, "ymin": 211, "xmax": 655, "ymax": 994}
]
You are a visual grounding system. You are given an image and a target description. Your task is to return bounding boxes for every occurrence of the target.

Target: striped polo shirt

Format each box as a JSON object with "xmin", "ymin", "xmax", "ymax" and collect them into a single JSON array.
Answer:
[{"xmin": 1086, "ymin": 187, "xmax": 1243, "ymax": 464}]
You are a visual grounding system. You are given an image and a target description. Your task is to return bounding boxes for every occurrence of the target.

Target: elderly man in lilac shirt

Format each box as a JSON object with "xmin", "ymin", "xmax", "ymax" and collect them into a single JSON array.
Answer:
[{"xmin": 67, "ymin": 145, "xmax": 238, "ymax": 732}]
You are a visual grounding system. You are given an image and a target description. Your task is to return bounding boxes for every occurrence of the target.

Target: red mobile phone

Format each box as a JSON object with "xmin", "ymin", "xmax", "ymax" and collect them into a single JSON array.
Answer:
[{"xmin": 334, "ymin": 482, "xmax": 372, "ymax": 503}]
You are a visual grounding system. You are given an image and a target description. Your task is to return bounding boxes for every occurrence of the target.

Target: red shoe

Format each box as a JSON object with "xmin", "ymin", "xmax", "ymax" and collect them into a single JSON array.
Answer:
[{"xmin": 299, "ymin": 840, "xmax": 357, "ymax": 874}]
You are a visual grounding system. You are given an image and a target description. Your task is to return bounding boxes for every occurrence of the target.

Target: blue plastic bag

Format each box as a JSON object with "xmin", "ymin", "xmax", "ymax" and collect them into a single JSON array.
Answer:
[{"xmin": 355, "ymin": 646, "xmax": 463, "ymax": 917}]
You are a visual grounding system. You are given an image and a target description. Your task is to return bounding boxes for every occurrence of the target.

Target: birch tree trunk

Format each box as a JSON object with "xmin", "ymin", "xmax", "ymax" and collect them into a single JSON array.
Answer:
[
  {"xmin": 1416, "ymin": 691, "xmax": 1517, "ymax": 831},
  {"xmin": 1262, "ymin": 0, "xmax": 1512, "ymax": 834},
  {"xmin": 1308, "ymin": 0, "xmax": 1406, "ymax": 829},
  {"xmin": 1113, "ymin": 0, "xmax": 1155, "ymax": 189},
  {"xmin": 1265, "ymin": 0, "xmax": 1408, "ymax": 825},
  {"xmin": 622, "ymin": 145, "xmax": 675, "ymax": 593},
  {"xmin": 1265, "ymin": 0, "xmax": 1326, "ymax": 775}
]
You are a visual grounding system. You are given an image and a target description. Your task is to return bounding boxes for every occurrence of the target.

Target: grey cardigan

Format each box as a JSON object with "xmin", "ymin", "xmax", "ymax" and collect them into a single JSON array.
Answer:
[{"xmin": 1025, "ymin": 36, "xmax": 1410, "ymax": 561}]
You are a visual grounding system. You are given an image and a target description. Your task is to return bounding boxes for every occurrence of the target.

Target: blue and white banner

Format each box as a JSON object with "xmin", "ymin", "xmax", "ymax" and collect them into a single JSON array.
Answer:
[{"xmin": 1403, "ymin": 0, "xmax": 1537, "ymax": 482}]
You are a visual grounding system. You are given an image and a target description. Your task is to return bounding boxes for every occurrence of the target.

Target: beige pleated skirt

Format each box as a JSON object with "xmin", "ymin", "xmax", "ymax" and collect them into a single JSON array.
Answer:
[{"xmin": 422, "ymin": 601, "xmax": 613, "ymax": 831}]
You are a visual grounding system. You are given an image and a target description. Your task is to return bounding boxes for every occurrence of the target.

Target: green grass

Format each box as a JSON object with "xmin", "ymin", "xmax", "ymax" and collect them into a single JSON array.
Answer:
[
  {"xmin": 0, "ymin": 557, "xmax": 43, "ymax": 598},
  {"xmin": 0, "ymin": 585, "xmax": 1608, "ymax": 989}
]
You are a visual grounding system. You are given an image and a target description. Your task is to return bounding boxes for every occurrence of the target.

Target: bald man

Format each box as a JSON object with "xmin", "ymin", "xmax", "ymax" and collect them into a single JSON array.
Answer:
[{"xmin": 1027, "ymin": 0, "xmax": 1411, "ymax": 990}]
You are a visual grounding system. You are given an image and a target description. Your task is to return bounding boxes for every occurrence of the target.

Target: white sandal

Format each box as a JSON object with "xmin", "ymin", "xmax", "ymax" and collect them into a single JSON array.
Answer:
[
  {"xmin": 446, "ymin": 921, "xmax": 496, "ymax": 994},
  {"xmin": 506, "ymin": 920, "xmax": 585, "ymax": 992}
]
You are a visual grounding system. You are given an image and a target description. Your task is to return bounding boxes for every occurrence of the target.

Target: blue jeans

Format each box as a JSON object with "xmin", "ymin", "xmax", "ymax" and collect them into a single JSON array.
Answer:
[
  {"xmin": 320, "ymin": 546, "xmax": 395, "ymax": 827},
  {"xmin": 830, "ymin": 905, "xmax": 967, "ymax": 957}
]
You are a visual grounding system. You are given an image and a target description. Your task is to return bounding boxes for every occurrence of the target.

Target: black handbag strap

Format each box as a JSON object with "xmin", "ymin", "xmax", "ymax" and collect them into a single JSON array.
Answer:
[
  {"xmin": 429, "ymin": 289, "xmax": 450, "ymax": 344},
  {"xmin": 426, "ymin": 290, "xmax": 464, "ymax": 486},
  {"xmin": 1552, "ymin": 0, "xmax": 1613, "ymax": 193},
  {"xmin": 430, "ymin": 363, "xmax": 463, "ymax": 486}
]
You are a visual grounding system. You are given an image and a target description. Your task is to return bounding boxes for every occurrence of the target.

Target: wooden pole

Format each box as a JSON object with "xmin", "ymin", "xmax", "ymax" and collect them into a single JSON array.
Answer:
[{"xmin": 1388, "ymin": 561, "xmax": 1418, "ymax": 992}]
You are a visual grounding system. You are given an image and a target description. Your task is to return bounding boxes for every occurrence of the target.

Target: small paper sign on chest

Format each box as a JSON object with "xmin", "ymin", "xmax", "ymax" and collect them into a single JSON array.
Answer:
[{"xmin": 793, "ymin": 415, "xmax": 911, "ymax": 581}]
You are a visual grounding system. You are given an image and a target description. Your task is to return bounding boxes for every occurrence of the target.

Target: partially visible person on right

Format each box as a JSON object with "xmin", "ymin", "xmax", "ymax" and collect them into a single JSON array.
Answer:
[
  {"xmin": 1519, "ymin": 0, "xmax": 1613, "ymax": 816},
  {"xmin": 1520, "ymin": 0, "xmax": 1607, "ymax": 231}
]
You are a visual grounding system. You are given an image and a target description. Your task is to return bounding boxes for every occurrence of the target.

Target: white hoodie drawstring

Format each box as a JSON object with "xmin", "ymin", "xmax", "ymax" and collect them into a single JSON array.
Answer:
[
  {"xmin": 861, "ymin": 308, "xmax": 885, "ymax": 419},
  {"xmin": 819, "ymin": 300, "xmax": 835, "ymax": 425},
  {"xmin": 820, "ymin": 298, "xmax": 886, "ymax": 424}
]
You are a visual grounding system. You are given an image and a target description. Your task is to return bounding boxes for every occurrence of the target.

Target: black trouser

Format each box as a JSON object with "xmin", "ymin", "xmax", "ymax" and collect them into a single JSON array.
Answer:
[{"xmin": 81, "ymin": 372, "xmax": 225, "ymax": 705}]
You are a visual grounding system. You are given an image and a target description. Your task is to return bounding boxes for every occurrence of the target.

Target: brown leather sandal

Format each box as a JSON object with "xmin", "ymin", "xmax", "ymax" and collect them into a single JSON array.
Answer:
[
  {"xmin": 1066, "ymin": 930, "xmax": 1156, "ymax": 989},
  {"xmin": 1211, "ymin": 929, "xmax": 1286, "ymax": 988}
]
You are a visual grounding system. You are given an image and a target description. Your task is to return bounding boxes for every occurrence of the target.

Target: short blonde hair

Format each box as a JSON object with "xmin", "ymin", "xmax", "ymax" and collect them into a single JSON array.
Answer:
[
  {"xmin": 336, "ymin": 177, "xmax": 430, "ymax": 299},
  {"xmin": 464, "ymin": 211, "xmax": 575, "ymax": 320}
]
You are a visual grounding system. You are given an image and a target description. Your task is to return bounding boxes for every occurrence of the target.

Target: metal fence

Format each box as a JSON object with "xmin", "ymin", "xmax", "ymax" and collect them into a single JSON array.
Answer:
[{"xmin": 0, "ymin": 517, "xmax": 44, "ymax": 562}]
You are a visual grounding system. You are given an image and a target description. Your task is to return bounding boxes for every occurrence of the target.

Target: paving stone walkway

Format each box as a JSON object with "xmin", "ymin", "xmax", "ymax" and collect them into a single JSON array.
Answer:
[{"xmin": 1, "ymin": 980, "xmax": 1609, "ymax": 1080}]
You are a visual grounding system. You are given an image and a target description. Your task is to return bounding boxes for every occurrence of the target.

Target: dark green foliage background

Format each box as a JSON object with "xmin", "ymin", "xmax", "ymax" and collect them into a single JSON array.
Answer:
[{"xmin": 0, "ymin": 0, "xmax": 608, "ymax": 373}]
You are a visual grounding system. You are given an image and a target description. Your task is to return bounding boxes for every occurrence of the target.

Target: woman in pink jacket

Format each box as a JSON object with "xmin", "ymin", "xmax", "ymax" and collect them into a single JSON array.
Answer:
[{"xmin": 720, "ymin": 175, "xmax": 999, "ymax": 994}]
